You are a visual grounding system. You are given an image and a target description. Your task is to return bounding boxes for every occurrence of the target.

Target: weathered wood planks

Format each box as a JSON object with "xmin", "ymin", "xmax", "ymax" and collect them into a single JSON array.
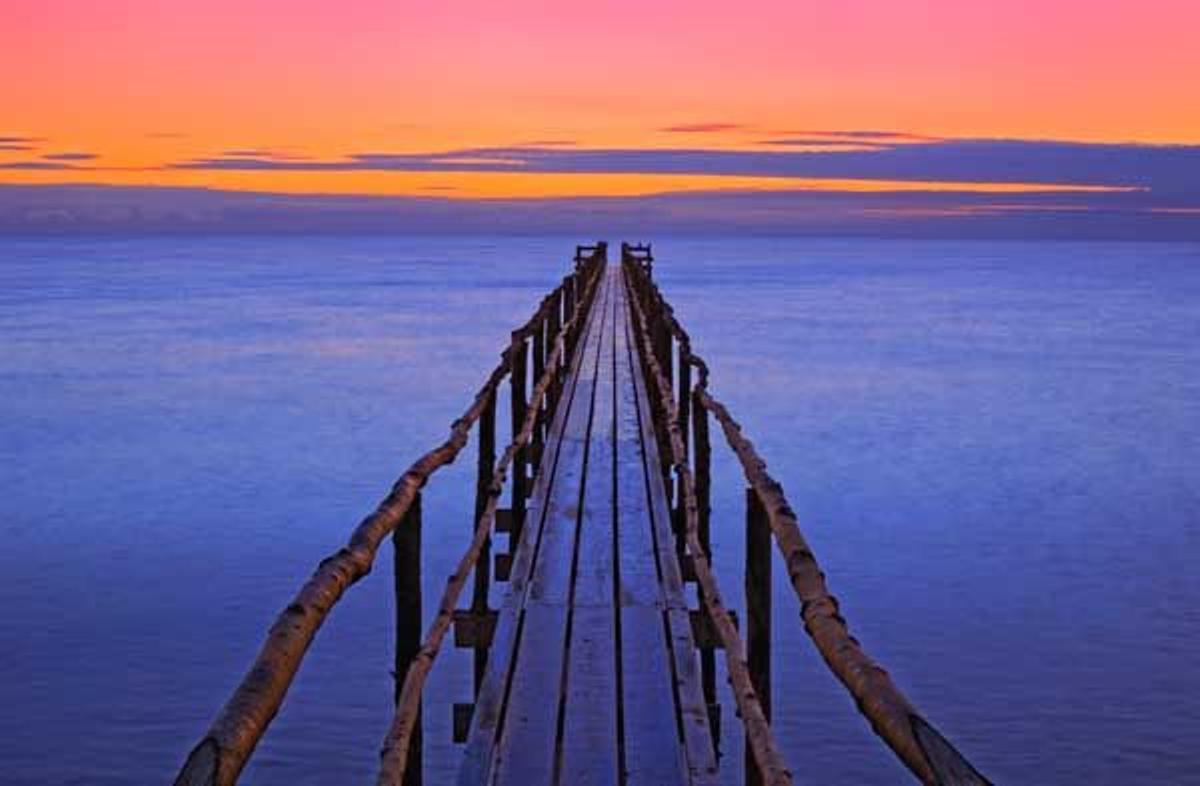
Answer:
[
  {"xmin": 457, "ymin": 266, "xmax": 610, "ymax": 786},
  {"xmin": 459, "ymin": 264, "xmax": 715, "ymax": 785}
]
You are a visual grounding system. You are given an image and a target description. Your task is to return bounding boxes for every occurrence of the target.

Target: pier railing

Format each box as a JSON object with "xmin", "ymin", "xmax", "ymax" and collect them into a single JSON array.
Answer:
[
  {"xmin": 177, "ymin": 240, "xmax": 989, "ymax": 786},
  {"xmin": 620, "ymin": 242, "xmax": 990, "ymax": 786},
  {"xmin": 176, "ymin": 243, "xmax": 607, "ymax": 786}
]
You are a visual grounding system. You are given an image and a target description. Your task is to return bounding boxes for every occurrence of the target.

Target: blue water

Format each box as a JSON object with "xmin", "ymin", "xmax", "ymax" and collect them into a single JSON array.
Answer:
[{"xmin": 1, "ymin": 236, "xmax": 1198, "ymax": 784}]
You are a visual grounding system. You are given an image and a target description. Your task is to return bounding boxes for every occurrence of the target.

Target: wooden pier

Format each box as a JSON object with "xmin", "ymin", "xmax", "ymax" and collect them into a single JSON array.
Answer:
[{"xmin": 176, "ymin": 243, "xmax": 991, "ymax": 786}]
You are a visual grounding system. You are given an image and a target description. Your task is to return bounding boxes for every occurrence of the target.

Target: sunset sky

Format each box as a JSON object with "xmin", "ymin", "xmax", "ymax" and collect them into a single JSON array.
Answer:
[{"xmin": 2, "ymin": 0, "xmax": 1199, "ymax": 232}]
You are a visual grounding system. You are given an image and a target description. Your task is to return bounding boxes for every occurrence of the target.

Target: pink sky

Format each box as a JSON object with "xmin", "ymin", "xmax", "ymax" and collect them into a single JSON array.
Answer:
[{"xmin": 2, "ymin": 0, "xmax": 1198, "ymax": 196}]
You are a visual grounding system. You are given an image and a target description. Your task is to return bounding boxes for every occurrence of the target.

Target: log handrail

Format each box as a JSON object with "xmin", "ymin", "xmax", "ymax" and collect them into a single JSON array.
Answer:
[
  {"xmin": 175, "ymin": 237, "xmax": 988, "ymax": 786},
  {"xmin": 375, "ymin": 252, "xmax": 605, "ymax": 786},
  {"xmin": 621, "ymin": 248, "xmax": 990, "ymax": 786},
  {"xmin": 175, "ymin": 247, "xmax": 606, "ymax": 786},
  {"xmin": 624, "ymin": 265, "xmax": 793, "ymax": 786}
]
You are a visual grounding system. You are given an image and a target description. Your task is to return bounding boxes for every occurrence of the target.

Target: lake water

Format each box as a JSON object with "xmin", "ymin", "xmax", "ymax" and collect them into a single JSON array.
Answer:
[{"xmin": 2, "ymin": 235, "xmax": 1198, "ymax": 785}]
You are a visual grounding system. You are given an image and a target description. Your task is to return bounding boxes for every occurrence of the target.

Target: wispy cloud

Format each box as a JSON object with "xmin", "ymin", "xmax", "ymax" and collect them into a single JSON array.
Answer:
[
  {"xmin": 41, "ymin": 152, "xmax": 98, "ymax": 161},
  {"xmin": 516, "ymin": 139, "xmax": 577, "ymax": 147},
  {"xmin": 0, "ymin": 135, "xmax": 45, "ymax": 152},
  {"xmin": 0, "ymin": 160, "xmax": 76, "ymax": 170},
  {"xmin": 220, "ymin": 149, "xmax": 312, "ymax": 160},
  {"xmin": 755, "ymin": 139, "xmax": 888, "ymax": 151},
  {"xmin": 660, "ymin": 122, "xmax": 744, "ymax": 133},
  {"xmin": 165, "ymin": 138, "xmax": 1200, "ymax": 201},
  {"xmin": 2, "ymin": 182, "xmax": 1196, "ymax": 239},
  {"xmin": 771, "ymin": 129, "xmax": 940, "ymax": 142}
]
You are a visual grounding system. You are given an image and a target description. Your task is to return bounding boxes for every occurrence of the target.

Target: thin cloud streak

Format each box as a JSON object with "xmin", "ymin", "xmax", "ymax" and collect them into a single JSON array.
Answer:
[
  {"xmin": 41, "ymin": 152, "xmax": 98, "ymax": 161},
  {"xmin": 0, "ymin": 160, "xmax": 76, "ymax": 170},
  {"xmin": 2, "ymin": 183, "xmax": 1195, "ymax": 239},
  {"xmin": 756, "ymin": 139, "xmax": 888, "ymax": 150},
  {"xmin": 660, "ymin": 122, "xmax": 744, "ymax": 133},
  {"xmin": 516, "ymin": 139, "xmax": 577, "ymax": 147},
  {"xmin": 220, "ymin": 149, "xmax": 313, "ymax": 160},
  {"xmin": 165, "ymin": 138, "xmax": 1200, "ymax": 200},
  {"xmin": 775, "ymin": 129, "xmax": 941, "ymax": 142}
]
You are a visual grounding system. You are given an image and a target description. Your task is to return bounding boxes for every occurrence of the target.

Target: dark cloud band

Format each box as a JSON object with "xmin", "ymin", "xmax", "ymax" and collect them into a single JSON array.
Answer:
[{"xmin": 166, "ymin": 138, "xmax": 1200, "ymax": 202}]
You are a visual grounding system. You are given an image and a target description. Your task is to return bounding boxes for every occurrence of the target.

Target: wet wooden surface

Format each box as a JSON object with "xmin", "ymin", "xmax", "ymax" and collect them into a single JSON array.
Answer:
[{"xmin": 459, "ymin": 264, "xmax": 716, "ymax": 786}]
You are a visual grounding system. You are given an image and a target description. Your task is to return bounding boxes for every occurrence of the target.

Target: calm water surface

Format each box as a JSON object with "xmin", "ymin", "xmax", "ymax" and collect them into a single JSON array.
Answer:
[{"xmin": 2, "ymin": 236, "xmax": 1198, "ymax": 784}]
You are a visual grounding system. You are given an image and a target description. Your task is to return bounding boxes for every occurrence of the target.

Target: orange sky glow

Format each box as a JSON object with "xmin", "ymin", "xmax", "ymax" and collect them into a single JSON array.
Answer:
[{"xmin": 3, "ymin": 0, "xmax": 1198, "ymax": 198}]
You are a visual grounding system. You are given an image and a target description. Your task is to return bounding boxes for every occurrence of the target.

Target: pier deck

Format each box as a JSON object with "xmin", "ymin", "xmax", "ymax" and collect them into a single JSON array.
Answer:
[
  {"xmin": 460, "ymin": 264, "xmax": 716, "ymax": 785},
  {"xmin": 176, "ymin": 242, "xmax": 989, "ymax": 786}
]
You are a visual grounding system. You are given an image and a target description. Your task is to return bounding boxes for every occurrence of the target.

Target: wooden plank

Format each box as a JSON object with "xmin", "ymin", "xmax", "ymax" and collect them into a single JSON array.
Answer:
[
  {"xmin": 462, "ymin": 264, "xmax": 715, "ymax": 785},
  {"xmin": 570, "ymin": 278, "xmax": 617, "ymax": 608},
  {"xmin": 526, "ymin": 275, "xmax": 610, "ymax": 605},
  {"xmin": 491, "ymin": 271, "xmax": 612, "ymax": 785},
  {"xmin": 458, "ymin": 270, "xmax": 610, "ymax": 786},
  {"xmin": 613, "ymin": 281, "xmax": 668, "ymax": 609},
  {"xmin": 615, "ymin": 267, "xmax": 689, "ymax": 610},
  {"xmin": 612, "ymin": 271, "xmax": 690, "ymax": 786},
  {"xmin": 491, "ymin": 604, "xmax": 567, "ymax": 784},
  {"xmin": 560, "ymin": 604, "xmax": 619, "ymax": 785},
  {"xmin": 617, "ymin": 268, "xmax": 718, "ymax": 784},
  {"xmin": 560, "ymin": 270, "xmax": 620, "ymax": 784},
  {"xmin": 619, "ymin": 604, "xmax": 690, "ymax": 785},
  {"xmin": 666, "ymin": 608, "xmax": 720, "ymax": 784}
]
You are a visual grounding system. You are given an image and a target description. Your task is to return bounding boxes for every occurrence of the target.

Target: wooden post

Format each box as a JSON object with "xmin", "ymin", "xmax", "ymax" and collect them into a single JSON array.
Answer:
[
  {"xmin": 678, "ymin": 345, "xmax": 691, "ymax": 456},
  {"xmin": 393, "ymin": 492, "xmax": 423, "ymax": 786},
  {"xmin": 745, "ymin": 487, "xmax": 772, "ymax": 786},
  {"xmin": 510, "ymin": 333, "xmax": 528, "ymax": 547},
  {"xmin": 660, "ymin": 319, "xmax": 673, "ymax": 399},
  {"xmin": 532, "ymin": 313, "xmax": 546, "ymax": 454},
  {"xmin": 650, "ymin": 284, "xmax": 669, "ymax": 392},
  {"xmin": 548, "ymin": 290, "xmax": 562, "ymax": 411},
  {"xmin": 473, "ymin": 391, "xmax": 496, "ymax": 691},
  {"xmin": 692, "ymin": 393, "xmax": 718, "ymax": 739},
  {"xmin": 692, "ymin": 394, "xmax": 712, "ymax": 558},
  {"xmin": 564, "ymin": 274, "xmax": 576, "ymax": 327},
  {"xmin": 658, "ymin": 322, "xmax": 673, "ymax": 493}
]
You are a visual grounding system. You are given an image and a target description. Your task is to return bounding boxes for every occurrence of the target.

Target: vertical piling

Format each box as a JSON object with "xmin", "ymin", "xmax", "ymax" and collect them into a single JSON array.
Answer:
[
  {"xmin": 473, "ymin": 391, "xmax": 496, "ymax": 691},
  {"xmin": 745, "ymin": 487, "xmax": 772, "ymax": 786},
  {"xmin": 532, "ymin": 312, "xmax": 546, "ymax": 462},
  {"xmin": 510, "ymin": 333, "xmax": 528, "ymax": 547},
  {"xmin": 548, "ymin": 290, "xmax": 562, "ymax": 409},
  {"xmin": 564, "ymin": 274, "xmax": 576, "ymax": 327},
  {"xmin": 393, "ymin": 492, "xmax": 423, "ymax": 786},
  {"xmin": 692, "ymin": 392, "xmax": 718, "ymax": 738},
  {"xmin": 678, "ymin": 345, "xmax": 691, "ymax": 455}
]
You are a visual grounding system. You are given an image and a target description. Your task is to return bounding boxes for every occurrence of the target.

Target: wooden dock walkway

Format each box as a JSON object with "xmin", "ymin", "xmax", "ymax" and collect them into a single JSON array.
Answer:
[
  {"xmin": 459, "ymin": 264, "xmax": 715, "ymax": 785},
  {"xmin": 176, "ymin": 242, "xmax": 991, "ymax": 786}
]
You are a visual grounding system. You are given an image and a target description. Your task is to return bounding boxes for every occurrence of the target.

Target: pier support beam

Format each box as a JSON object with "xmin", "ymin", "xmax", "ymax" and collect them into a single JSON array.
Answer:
[
  {"xmin": 510, "ymin": 333, "xmax": 528, "ymax": 547},
  {"xmin": 473, "ymin": 390, "xmax": 496, "ymax": 691},
  {"xmin": 692, "ymin": 390, "xmax": 718, "ymax": 741},
  {"xmin": 745, "ymin": 488, "xmax": 772, "ymax": 786},
  {"xmin": 393, "ymin": 493, "xmax": 423, "ymax": 786}
]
